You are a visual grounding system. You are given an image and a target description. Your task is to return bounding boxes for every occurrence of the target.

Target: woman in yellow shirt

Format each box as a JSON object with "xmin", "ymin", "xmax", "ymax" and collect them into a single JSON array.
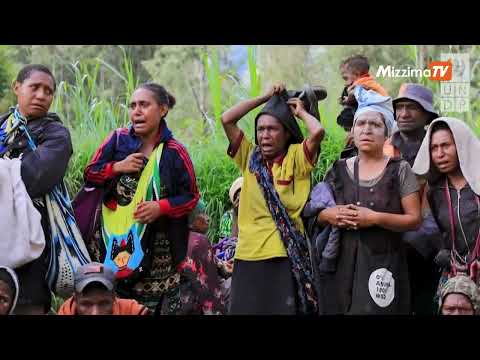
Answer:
[{"xmin": 221, "ymin": 83, "xmax": 325, "ymax": 314}]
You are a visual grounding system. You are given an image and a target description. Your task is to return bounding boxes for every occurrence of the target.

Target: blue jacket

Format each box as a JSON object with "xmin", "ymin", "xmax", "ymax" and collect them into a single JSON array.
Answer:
[
  {"xmin": 84, "ymin": 119, "xmax": 199, "ymax": 218},
  {"xmin": 83, "ymin": 119, "xmax": 199, "ymax": 267}
]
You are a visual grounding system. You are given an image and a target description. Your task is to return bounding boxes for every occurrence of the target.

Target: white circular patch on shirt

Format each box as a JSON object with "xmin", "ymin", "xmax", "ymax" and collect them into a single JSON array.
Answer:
[{"xmin": 368, "ymin": 268, "xmax": 395, "ymax": 308}]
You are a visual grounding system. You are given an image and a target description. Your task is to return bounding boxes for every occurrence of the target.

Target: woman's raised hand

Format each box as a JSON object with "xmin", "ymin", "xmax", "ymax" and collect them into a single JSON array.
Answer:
[
  {"xmin": 264, "ymin": 83, "xmax": 286, "ymax": 98},
  {"xmin": 287, "ymin": 97, "xmax": 307, "ymax": 117}
]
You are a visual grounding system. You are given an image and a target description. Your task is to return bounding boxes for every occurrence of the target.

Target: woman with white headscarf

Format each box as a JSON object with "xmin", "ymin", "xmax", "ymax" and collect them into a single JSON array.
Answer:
[
  {"xmin": 317, "ymin": 86, "xmax": 422, "ymax": 315},
  {"xmin": 412, "ymin": 117, "xmax": 480, "ymax": 304}
]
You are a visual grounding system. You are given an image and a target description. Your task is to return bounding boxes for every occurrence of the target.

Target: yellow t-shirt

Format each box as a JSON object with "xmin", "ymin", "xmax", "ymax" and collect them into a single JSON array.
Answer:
[{"xmin": 228, "ymin": 131, "xmax": 315, "ymax": 261}]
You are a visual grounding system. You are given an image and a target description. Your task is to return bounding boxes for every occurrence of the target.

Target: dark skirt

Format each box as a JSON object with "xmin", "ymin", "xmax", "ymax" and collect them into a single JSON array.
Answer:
[
  {"xmin": 407, "ymin": 246, "xmax": 440, "ymax": 314},
  {"xmin": 15, "ymin": 247, "xmax": 51, "ymax": 313},
  {"xmin": 229, "ymin": 257, "xmax": 296, "ymax": 315}
]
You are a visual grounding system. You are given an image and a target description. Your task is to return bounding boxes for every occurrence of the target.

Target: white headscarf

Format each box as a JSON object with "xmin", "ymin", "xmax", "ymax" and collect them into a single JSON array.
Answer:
[{"xmin": 412, "ymin": 117, "xmax": 480, "ymax": 195}]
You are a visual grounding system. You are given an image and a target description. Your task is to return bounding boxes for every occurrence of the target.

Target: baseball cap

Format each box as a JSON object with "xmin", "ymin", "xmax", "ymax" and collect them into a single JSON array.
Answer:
[{"xmin": 74, "ymin": 262, "xmax": 116, "ymax": 293}]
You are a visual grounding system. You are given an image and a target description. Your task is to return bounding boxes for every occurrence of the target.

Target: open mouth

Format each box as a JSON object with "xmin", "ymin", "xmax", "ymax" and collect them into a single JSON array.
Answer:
[{"xmin": 133, "ymin": 119, "xmax": 147, "ymax": 128}]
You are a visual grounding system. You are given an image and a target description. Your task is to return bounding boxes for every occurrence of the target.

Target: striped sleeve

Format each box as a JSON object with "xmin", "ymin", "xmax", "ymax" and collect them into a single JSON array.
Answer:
[
  {"xmin": 157, "ymin": 139, "xmax": 200, "ymax": 218},
  {"xmin": 84, "ymin": 130, "xmax": 118, "ymax": 186}
]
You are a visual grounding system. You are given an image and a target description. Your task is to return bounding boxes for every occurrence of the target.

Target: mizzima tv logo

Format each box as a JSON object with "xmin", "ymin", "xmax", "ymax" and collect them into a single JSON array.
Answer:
[{"xmin": 376, "ymin": 60, "xmax": 452, "ymax": 81}]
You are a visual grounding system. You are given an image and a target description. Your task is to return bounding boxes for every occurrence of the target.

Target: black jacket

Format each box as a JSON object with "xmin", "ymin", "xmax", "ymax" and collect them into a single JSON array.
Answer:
[
  {"xmin": 0, "ymin": 110, "xmax": 72, "ymax": 308},
  {"xmin": 0, "ymin": 111, "xmax": 73, "ymax": 199}
]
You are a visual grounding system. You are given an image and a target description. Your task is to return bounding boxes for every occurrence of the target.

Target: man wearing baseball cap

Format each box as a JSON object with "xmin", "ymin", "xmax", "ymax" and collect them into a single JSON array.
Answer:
[
  {"xmin": 385, "ymin": 83, "xmax": 440, "ymax": 316},
  {"xmin": 58, "ymin": 262, "xmax": 149, "ymax": 315}
]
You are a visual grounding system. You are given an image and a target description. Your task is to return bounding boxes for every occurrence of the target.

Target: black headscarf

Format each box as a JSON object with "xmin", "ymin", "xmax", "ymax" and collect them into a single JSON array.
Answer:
[
  {"xmin": 254, "ymin": 89, "xmax": 304, "ymax": 145},
  {"xmin": 254, "ymin": 86, "xmax": 327, "ymax": 146}
]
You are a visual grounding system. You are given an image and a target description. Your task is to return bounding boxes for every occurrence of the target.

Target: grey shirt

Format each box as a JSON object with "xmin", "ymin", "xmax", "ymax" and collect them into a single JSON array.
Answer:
[{"xmin": 346, "ymin": 156, "xmax": 419, "ymax": 198}]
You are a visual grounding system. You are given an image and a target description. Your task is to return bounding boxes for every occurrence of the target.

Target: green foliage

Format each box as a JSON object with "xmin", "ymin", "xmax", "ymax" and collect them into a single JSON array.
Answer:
[
  {"xmin": 248, "ymin": 45, "xmax": 261, "ymax": 98},
  {"xmin": 52, "ymin": 56, "xmax": 132, "ymax": 197},
  {"xmin": 49, "ymin": 293, "xmax": 66, "ymax": 315},
  {"xmin": 203, "ymin": 47, "xmax": 222, "ymax": 124},
  {"xmin": 189, "ymin": 134, "xmax": 241, "ymax": 241},
  {"xmin": 4, "ymin": 45, "xmax": 479, "ymax": 245},
  {"xmin": 0, "ymin": 45, "xmax": 20, "ymax": 112}
]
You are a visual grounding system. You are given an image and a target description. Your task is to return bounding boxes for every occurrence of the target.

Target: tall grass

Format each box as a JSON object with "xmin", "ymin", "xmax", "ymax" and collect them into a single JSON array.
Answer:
[
  {"xmin": 312, "ymin": 101, "xmax": 346, "ymax": 183},
  {"xmin": 52, "ymin": 59, "xmax": 129, "ymax": 196},
  {"xmin": 55, "ymin": 48, "xmax": 347, "ymax": 244},
  {"xmin": 198, "ymin": 47, "xmax": 345, "ymax": 241},
  {"xmin": 203, "ymin": 47, "xmax": 222, "ymax": 125},
  {"xmin": 189, "ymin": 135, "xmax": 241, "ymax": 241},
  {"xmin": 27, "ymin": 45, "xmax": 480, "ymax": 312},
  {"xmin": 247, "ymin": 45, "xmax": 262, "ymax": 122}
]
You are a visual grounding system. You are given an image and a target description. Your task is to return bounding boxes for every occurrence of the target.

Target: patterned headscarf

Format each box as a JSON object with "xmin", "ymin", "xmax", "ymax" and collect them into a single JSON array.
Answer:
[
  {"xmin": 439, "ymin": 275, "xmax": 480, "ymax": 314},
  {"xmin": 0, "ymin": 107, "xmax": 33, "ymax": 157},
  {"xmin": 353, "ymin": 86, "xmax": 395, "ymax": 137}
]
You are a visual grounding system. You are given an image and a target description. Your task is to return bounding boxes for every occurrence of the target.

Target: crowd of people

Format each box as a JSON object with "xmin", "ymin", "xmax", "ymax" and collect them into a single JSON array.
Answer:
[{"xmin": 1, "ymin": 54, "xmax": 479, "ymax": 316}]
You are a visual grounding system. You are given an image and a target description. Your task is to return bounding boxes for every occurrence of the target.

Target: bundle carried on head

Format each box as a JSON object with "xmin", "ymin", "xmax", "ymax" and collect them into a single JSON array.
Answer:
[
  {"xmin": 254, "ymin": 84, "xmax": 327, "ymax": 145},
  {"xmin": 353, "ymin": 85, "xmax": 395, "ymax": 137},
  {"xmin": 287, "ymin": 84, "xmax": 327, "ymax": 121}
]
